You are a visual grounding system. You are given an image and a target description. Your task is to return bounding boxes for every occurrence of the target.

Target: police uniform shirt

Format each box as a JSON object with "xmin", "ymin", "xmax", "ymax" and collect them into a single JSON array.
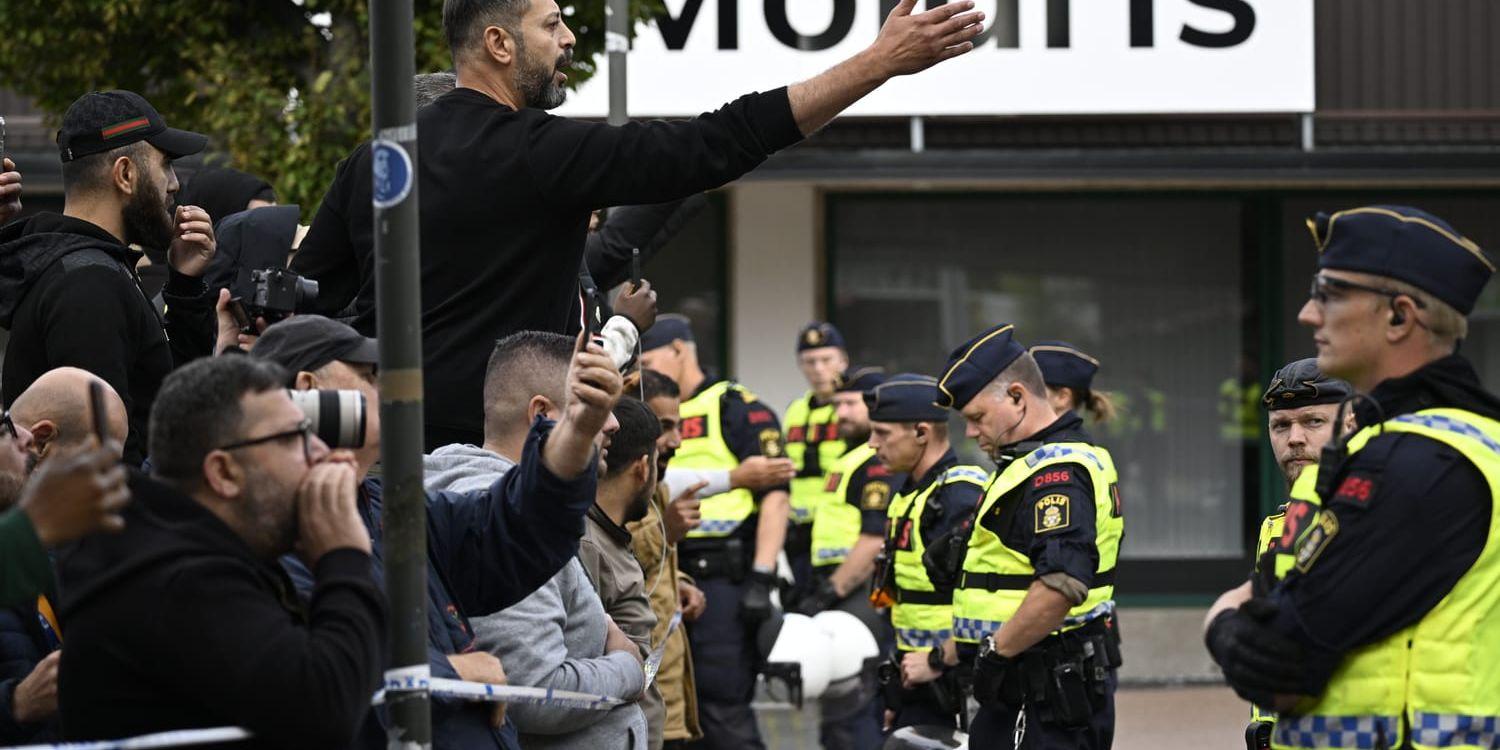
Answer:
[
  {"xmin": 1266, "ymin": 355, "xmax": 1496, "ymax": 692},
  {"xmin": 975, "ymin": 411, "xmax": 1107, "ymax": 602},
  {"xmin": 788, "ymin": 393, "xmax": 843, "ymax": 479},
  {"xmin": 897, "ymin": 448, "xmax": 985, "ymax": 551},
  {"xmin": 690, "ymin": 379, "xmax": 792, "ymax": 523},
  {"xmin": 832, "ymin": 450, "xmax": 909, "ymax": 538}
]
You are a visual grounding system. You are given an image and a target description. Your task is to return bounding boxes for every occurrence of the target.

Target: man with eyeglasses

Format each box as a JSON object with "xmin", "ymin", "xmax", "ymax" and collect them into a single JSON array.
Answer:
[
  {"xmin": 1204, "ymin": 206, "xmax": 1500, "ymax": 750},
  {"xmin": 249, "ymin": 315, "xmax": 624, "ymax": 750}
]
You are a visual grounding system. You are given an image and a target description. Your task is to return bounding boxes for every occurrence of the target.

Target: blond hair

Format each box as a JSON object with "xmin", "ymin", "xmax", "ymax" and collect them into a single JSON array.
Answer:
[{"xmin": 1382, "ymin": 278, "xmax": 1468, "ymax": 350}]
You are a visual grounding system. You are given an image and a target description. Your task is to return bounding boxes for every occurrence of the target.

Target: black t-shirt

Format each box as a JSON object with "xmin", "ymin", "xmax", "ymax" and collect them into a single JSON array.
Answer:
[
  {"xmin": 1267, "ymin": 355, "xmax": 1498, "ymax": 692},
  {"xmin": 292, "ymin": 88, "xmax": 803, "ymax": 447},
  {"xmin": 975, "ymin": 412, "xmax": 1108, "ymax": 586}
]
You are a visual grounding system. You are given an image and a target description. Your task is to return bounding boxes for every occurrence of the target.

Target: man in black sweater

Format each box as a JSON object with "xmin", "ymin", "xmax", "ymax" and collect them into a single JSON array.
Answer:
[
  {"xmin": 0, "ymin": 90, "xmax": 217, "ymax": 465},
  {"xmin": 57, "ymin": 356, "xmax": 386, "ymax": 749},
  {"xmin": 293, "ymin": 0, "xmax": 985, "ymax": 448}
]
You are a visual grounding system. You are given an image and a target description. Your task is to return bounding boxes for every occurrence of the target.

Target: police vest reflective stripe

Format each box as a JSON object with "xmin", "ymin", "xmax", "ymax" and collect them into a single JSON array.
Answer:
[
  {"xmin": 1272, "ymin": 408, "xmax": 1500, "ymax": 750},
  {"xmin": 1251, "ymin": 508, "xmax": 1288, "ymax": 726},
  {"xmin": 810, "ymin": 444, "xmax": 879, "ymax": 568},
  {"xmin": 785, "ymin": 393, "xmax": 846, "ymax": 526},
  {"xmin": 887, "ymin": 464, "xmax": 989, "ymax": 652},
  {"xmin": 675, "ymin": 381, "xmax": 757, "ymax": 539},
  {"xmin": 951, "ymin": 442, "xmax": 1122, "ymax": 644}
]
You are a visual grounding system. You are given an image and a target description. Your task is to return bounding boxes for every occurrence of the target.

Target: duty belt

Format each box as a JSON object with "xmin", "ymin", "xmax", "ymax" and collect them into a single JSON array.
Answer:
[
  {"xmin": 894, "ymin": 587, "xmax": 950, "ymax": 606},
  {"xmin": 679, "ymin": 538, "xmax": 749, "ymax": 582},
  {"xmin": 959, "ymin": 568, "xmax": 1116, "ymax": 591}
]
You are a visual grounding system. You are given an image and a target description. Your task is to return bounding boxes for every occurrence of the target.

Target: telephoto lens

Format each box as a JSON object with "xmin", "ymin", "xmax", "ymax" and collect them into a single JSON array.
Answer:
[{"xmin": 285, "ymin": 389, "xmax": 367, "ymax": 449}]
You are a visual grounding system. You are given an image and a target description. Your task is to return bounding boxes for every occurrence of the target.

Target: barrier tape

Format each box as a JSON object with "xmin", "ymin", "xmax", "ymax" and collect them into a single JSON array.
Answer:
[
  {"xmin": 1, "ymin": 727, "xmax": 252, "ymax": 750},
  {"xmin": 643, "ymin": 611, "xmax": 682, "ymax": 688}
]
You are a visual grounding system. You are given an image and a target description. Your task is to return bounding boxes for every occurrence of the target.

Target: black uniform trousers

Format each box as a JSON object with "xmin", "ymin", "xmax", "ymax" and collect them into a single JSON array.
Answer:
[{"xmin": 968, "ymin": 669, "xmax": 1117, "ymax": 750}]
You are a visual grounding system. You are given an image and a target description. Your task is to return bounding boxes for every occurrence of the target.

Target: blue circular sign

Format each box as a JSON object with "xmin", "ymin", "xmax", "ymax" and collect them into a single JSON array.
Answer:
[{"xmin": 371, "ymin": 139, "xmax": 413, "ymax": 209}]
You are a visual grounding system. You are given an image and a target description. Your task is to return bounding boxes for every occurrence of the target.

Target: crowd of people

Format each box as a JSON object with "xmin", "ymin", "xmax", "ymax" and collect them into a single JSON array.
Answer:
[{"xmin": 1, "ymin": 1, "xmax": 1497, "ymax": 749}]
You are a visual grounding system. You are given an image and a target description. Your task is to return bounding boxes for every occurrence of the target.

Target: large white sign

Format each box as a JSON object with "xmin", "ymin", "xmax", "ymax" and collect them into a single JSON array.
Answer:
[{"xmin": 558, "ymin": 0, "xmax": 1314, "ymax": 118}]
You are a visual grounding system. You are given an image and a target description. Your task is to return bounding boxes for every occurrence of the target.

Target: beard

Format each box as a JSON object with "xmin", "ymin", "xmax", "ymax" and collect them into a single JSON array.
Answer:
[
  {"xmin": 122, "ymin": 168, "xmax": 175, "ymax": 252},
  {"xmin": 237, "ymin": 467, "xmax": 299, "ymax": 560},
  {"xmin": 516, "ymin": 41, "xmax": 572, "ymax": 110},
  {"xmin": 0, "ymin": 470, "xmax": 24, "ymax": 512},
  {"xmin": 626, "ymin": 486, "xmax": 652, "ymax": 524}
]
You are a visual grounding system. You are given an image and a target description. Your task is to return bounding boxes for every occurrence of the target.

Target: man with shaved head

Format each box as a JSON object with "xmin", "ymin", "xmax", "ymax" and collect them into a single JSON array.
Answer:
[{"xmin": 8, "ymin": 368, "xmax": 128, "ymax": 467}]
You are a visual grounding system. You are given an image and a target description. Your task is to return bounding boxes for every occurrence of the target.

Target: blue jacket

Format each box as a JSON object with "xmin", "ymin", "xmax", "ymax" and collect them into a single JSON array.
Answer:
[
  {"xmin": 0, "ymin": 600, "xmax": 57, "ymax": 744},
  {"xmin": 285, "ymin": 418, "xmax": 596, "ymax": 749}
]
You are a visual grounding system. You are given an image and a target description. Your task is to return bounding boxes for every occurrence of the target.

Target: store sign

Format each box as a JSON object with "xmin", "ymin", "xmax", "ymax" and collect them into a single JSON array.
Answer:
[{"xmin": 557, "ymin": 0, "xmax": 1314, "ymax": 117}]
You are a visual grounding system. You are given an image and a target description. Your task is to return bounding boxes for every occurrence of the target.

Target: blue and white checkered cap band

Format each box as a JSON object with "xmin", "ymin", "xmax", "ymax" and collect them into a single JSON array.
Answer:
[
  {"xmin": 1025, "ymin": 445, "xmax": 1105, "ymax": 471},
  {"xmin": 952, "ymin": 616, "xmax": 1002, "ymax": 642},
  {"xmin": 1392, "ymin": 413, "xmax": 1500, "ymax": 456},
  {"xmin": 943, "ymin": 467, "xmax": 990, "ymax": 484},
  {"xmin": 815, "ymin": 547, "xmax": 851, "ymax": 562},
  {"xmin": 1409, "ymin": 712, "xmax": 1500, "ymax": 747},
  {"xmin": 694, "ymin": 519, "xmax": 743, "ymax": 535},
  {"xmin": 897, "ymin": 628, "xmax": 951, "ymax": 650},
  {"xmin": 1273, "ymin": 715, "xmax": 1400, "ymax": 749}
]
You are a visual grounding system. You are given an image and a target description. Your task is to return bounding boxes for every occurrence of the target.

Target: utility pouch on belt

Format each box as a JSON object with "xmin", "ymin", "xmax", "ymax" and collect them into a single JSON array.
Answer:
[
  {"xmin": 878, "ymin": 654, "xmax": 904, "ymax": 710},
  {"xmin": 1047, "ymin": 661, "xmax": 1093, "ymax": 728}
]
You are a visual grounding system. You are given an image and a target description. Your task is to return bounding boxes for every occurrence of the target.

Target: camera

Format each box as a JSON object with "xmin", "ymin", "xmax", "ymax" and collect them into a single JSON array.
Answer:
[
  {"xmin": 229, "ymin": 268, "xmax": 319, "ymax": 333},
  {"xmin": 286, "ymin": 389, "xmax": 366, "ymax": 450}
]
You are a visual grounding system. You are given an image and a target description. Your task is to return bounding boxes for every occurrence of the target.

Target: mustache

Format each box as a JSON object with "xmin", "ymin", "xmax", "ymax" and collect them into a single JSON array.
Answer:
[
  {"xmin": 1281, "ymin": 451, "xmax": 1317, "ymax": 465},
  {"xmin": 556, "ymin": 49, "xmax": 573, "ymax": 69}
]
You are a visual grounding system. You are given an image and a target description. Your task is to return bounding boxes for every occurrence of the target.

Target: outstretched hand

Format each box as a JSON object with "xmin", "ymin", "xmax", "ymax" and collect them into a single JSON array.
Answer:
[{"xmin": 872, "ymin": 0, "xmax": 986, "ymax": 78}]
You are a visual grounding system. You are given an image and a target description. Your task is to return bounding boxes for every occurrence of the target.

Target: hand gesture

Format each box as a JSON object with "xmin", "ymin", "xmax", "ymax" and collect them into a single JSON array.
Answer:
[
  {"xmin": 294, "ymin": 456, "xmax": 369, "ymax": 563},
  {"xmin": 564, "ymin": 331, "xmax": 624, "ymax": 439},
  {"xmin": 664, "ymin": 480, "xmax": 707, "ymax": 544},
  {"xmin": 730, "ymin": 456, "xmax": 796, "ymax": 491},
  {"xmin": 168, "ymin": 204, "xmax": 216, "ymax": 277},
  {"xmin": 612, "ymin": 279, "xmax": 658, "ymax": 333},
  {"xmin": 20, "ymin": 443, "xmax": 130, "ymax": 546},
  {"xmin": 0, "ymin": 158, "xmax": 22, "ymax": 225},
  {"xmin": 872, "ymin": 0, "xmax": 985, "ymax": 77}
]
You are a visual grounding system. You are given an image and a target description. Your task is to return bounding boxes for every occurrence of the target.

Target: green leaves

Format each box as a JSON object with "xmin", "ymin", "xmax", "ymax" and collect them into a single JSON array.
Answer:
[{"xmin": 0, "ymin": 0, "xmax": 663, "ymax": 216}]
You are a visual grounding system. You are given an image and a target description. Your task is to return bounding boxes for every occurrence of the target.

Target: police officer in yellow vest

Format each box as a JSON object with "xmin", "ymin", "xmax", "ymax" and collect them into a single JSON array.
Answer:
[
  {"xmin": 785, "ymin": 322, "xmax": 853, "ymax": 605},
  {"xmin": 638, "ymin": 314, "xmax": 791, "ymax": 750},
  {"xmin": 1215, "ymin": 359, "xmax": 1353, "ymax": 749},
  {"xmin": 1204, "ymin": 205, "xmax": 1500, "ymax": 750},
  {"xmin": 865, "ymin": 374, "xmax": 987, "ymax": 731},
  {"xmin": 934, "ymin": 324, "xmax": 1125, "ymax": 749}
]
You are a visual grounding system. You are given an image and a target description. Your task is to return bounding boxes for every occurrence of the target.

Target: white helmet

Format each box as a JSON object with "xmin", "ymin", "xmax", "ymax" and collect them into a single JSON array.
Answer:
[
  {"xmin": 764, "ymin": 613, "xmax": 834, "ymax": 700},
  {"xmin": 813, "ymin": 609, "xmax": 881, "ymax": 683}
]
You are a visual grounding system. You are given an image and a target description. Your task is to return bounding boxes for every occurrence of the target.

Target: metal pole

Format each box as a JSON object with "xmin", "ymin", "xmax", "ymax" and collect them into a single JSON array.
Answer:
[
  {"xmin": 607, "ymin": 0, "xmax": 629, "ymax": 126},
  {"xmin": 368, "ymin": 0, "xmax": 429, "ymax": 746}
]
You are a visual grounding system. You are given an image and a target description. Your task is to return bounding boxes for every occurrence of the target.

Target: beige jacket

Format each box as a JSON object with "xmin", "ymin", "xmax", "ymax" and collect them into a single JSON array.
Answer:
[{"xmin": 627, "ymin": 484, "xmax": 702, "ymax": 742}]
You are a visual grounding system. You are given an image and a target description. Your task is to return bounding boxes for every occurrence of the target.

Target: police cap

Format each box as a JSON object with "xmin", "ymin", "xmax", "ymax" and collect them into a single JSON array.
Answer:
[
  {"xmin": 865, "ymin": 374, "xmax": 946, "ymax": 423},
  {"xmin": 936, "ymin": 324, "xmax": 1024, "ymax": 411},
  {"xmin": 640, "ymin": 314, "xmax": 694, "ymax": 353},
  {"xmin": 1309, "ymin": 205, "xmax": 1494, "ymax": 315},
  {"xmin": 1262, "ymin": 358, "xmax": 1353, "ymax": 411},
  {"xmin": 836, "ymin": 366, "xmax": 886, "ymax": 394},
  {"xmin": 1029, "ymin": 341, "xmax": 1100, "ymax": 393},
  {"xmin": 798, "ymin": 322, "xmax": 846, "ymax": 353}
]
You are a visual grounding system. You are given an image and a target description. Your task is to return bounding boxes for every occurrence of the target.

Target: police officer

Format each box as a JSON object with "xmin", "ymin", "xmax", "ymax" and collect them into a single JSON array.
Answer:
[
  {"xmin": 785, "ymin": 322, "xmax": 853, "ymax": 605},
  {"xmin": 936, "ymin": 325, "xmax": 1124, "ymax": 749},
  {"xmin": 865, "ymin": 374, "xmax": 987, "ymax": 731},
  {"xmin": 1030, "ymin": 342, "xmax": 1118, "ymax": 426},
  {"xmin": 1204, "ymin": 206, "xmax": 1500, "ymax": 750},
  {"xmin": 638, "ymin": 314, "xmax": 791, "ymax": 750},
  {"xmin": 1210, "ymin": 359, "xmax": 1353, "ymax": 749}
]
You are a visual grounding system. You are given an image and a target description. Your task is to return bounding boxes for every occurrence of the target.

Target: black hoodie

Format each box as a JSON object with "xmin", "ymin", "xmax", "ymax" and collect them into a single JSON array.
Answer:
[
  {"xmin": 56, "ymin": 471, "xmax": 387, "ymax": 748},
  {"xmin": 0, "ymin": 213, "xmax": 215, "ymax": 465}
]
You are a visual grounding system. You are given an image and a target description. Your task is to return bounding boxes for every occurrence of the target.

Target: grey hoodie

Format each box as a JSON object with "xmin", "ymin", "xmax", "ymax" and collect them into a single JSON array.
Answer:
[{"xmin": 423, "ymin": 444, "xmax": 648, "ymax": 750}]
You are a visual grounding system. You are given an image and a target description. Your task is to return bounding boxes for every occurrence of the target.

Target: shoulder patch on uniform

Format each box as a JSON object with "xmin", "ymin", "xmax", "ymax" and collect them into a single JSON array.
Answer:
[
  {"xmin": 1294, "ymin": 510, "xmax": 1340, "ymax": 573},
  {"xmin": 748, "ymin": 410, "xmax": 774, "ymax": 425},
  {"xmin": 862, "ymin": 481, "xmax": 892, "ymax": 510},
  {"xmin": 1034, "ymin": 494, "xmax": 1071, "ymax": 533},
  {"xmin": 759, "ymin": 429, "xmax": 785, "ymax": 458},
  {"xmin": 825, "ymin": 473, "xmax": 843, "ymax": 492},
  {"xmin": 680, "ymin": 415, "xmax": 707, "ymax": 440},
  {"xmin": 1032, "ymin": 469, "xmax": 1072, "ymax": 489},
  {"xmin": 1332, "ymin": 475, "xmax": 1377, "ymax": 505}
]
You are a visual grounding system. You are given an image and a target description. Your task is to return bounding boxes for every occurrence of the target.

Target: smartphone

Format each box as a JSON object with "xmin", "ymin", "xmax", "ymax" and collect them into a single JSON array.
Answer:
[
  {"xmin": 89, "ymin": 380, "xmax": 109, "ymax": 446},
  {"xmin": 0, "ymin": 116, "xmax": 7, "ymax": 165},
  {"xmin": 630, "ymin": 247, "xmax": 641, "ymax": 291},
  {"xmin": 227, "ymin": 297, "xmax": 254, "ymax": 334}
]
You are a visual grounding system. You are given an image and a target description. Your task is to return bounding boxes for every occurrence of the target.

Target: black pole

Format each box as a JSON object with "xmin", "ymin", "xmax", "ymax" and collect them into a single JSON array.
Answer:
[
  {"xmin": 368, "ymin": 0, "xmax": 429, "ymax": 746},
  {"xmin": 607, "ymin": 0, "xmax": 629, "ymax": 126}
]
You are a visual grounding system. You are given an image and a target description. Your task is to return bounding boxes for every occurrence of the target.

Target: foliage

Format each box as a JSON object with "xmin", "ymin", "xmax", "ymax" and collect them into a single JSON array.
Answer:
[{"xmin": 0, "ymin": 0, "xmax": 663, "ymax": 215}]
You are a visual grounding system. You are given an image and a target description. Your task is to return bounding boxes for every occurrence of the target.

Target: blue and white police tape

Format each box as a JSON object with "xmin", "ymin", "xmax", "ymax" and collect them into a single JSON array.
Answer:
[
  {"xmin": 642, "ymin": 611, "xmax": 683, "ymax": 688},
  {"xmin": 0, "ymin": 727, "xmax": 252, "ymax": 750}
]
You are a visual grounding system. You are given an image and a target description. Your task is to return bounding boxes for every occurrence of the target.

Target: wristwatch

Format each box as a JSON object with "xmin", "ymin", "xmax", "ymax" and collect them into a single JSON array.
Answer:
[
  {"xmin": 977, "ymin": 633, "xmax": 1007, "ymax": 665},
  {"xmin": 927, "ymin": 646, "xmax": 948, "ymax": 673}
]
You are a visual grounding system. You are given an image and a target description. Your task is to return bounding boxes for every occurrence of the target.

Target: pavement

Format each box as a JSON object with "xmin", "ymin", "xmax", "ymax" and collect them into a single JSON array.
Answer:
[{"xmin": 756, "ymin": 684, "xmax": 1248, "ymax": 749}]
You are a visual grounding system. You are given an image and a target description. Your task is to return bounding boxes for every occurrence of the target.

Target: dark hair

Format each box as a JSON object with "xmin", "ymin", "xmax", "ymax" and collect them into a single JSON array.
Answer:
[
  {"xmin": 149, "ymin": 356, "xmax": 289, "ymax": 485},
  {"xmin": 605, "ymin": 398, "xmax": 661, "ymax": 479},
  {"xmin": 443, "ymin": 0, "xmax": 530, "ymax": 60},
  {"xmin": 61, "ymin": 141, "xmax": 146, "ymax": 196},
  {"xmin": 637, "ymin": 369, "xmax": 679, "ymax": 402},
  {"xmin": 413, "ymin": 71, "xmax": 458, "ymax": 107},
  {"xmin": 482, "ymin": 330, "xmax": 574, "ymax": 438}
]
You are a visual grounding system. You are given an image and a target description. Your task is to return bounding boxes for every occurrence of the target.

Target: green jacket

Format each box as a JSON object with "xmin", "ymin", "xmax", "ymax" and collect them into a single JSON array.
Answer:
[{"xmin": 0, "ymin": 509, "xmax": 52, "ymax": 607}]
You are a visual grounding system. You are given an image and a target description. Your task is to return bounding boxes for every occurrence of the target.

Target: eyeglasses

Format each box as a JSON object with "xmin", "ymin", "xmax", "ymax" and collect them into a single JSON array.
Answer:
[
  {"xmin": 0, "ymin": 411, "xmax": 15, "ymax": 441},
  {"xmin": 1309, "ymin": 274, "xmax": 1428, "ymax": 309},
  {"xmin": 218, "ymin": 419, "xmax": 314, "ymax": 464}
]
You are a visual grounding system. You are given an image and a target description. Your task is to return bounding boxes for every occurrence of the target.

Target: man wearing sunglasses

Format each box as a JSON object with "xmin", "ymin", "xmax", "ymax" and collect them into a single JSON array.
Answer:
[{"xmin": 1205, "ymin": 206, "xmax": 1500, "ymax": 750}]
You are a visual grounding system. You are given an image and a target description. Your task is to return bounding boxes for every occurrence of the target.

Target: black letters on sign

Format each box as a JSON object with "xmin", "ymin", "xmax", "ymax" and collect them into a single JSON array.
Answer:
[
  {"xmin": 1130, "ymin": 0, "xmax": 1153, "ymax": 47},
  {"xmin": 658, "ymin": 0, "xmax": 740, "ymax": 50},
  {"xmin": 878, "ymin": 0, "xmax": 1019, "ymax": 49},
  {"xmin": 765, "ymin": 0, "xmax": 856, "ymax": 51},
  {"xmin": 1180, "ymin": 0, "xmax": 1255, "ymax": 48}
]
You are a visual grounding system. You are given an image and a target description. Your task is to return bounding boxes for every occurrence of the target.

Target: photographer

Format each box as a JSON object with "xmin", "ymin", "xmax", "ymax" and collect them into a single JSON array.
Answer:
[
  {"xmin": 251, "ymin": 315, "xmax": 623, "ymax": 750},
  {"xmin": 0, "ymin": 90, "xmax": 217, "ymax": 465},
  {"xmin": 293, "ymin": 0, "xmax": 984, "ymax": 449},
  {"xmin": 55, "ymin": 356, "xmax": 383, "ymax": 748}
]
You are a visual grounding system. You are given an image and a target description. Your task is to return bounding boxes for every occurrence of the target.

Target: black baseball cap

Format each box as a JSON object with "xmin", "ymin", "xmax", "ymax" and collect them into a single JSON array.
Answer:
[
  {"xmin": 251, "ymin": 316, "xmax": 380, "ymax": 384},
  {"xmin": 57, "ymin": 90, "xmax": 208, "ymax": 163}
]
